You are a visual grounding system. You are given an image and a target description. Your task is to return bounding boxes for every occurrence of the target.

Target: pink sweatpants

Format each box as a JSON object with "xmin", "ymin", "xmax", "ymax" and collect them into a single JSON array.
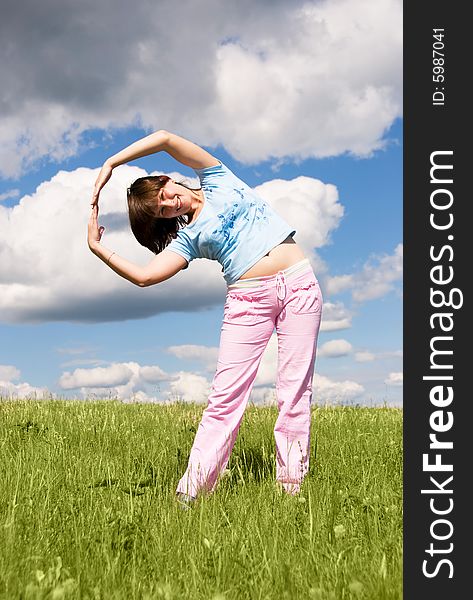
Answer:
[{"xmin": 176, "ymin": 258, "xmax": 323, "ymax": 497}]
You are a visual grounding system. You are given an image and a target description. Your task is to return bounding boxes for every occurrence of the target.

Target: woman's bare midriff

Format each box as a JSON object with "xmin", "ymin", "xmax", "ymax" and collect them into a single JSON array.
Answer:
[{"xmin": 237, "ymin": 236, "xmax": 307, "ymax": 280}]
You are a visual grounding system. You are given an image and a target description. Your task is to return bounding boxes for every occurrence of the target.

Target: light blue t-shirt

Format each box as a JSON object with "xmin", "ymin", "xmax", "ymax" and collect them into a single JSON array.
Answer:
[{"xmin": 167, "ymin": 161, "xmax": 296, "ymax": 285}]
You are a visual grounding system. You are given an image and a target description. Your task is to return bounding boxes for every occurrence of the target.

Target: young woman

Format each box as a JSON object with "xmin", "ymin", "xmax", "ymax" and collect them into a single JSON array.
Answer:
[{"xmin": 89, "ymin": 130, "xmax": 323, "ymax": 507}]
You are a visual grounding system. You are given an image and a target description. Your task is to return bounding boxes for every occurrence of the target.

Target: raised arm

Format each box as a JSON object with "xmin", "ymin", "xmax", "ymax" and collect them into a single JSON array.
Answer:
[
  {"xmin": 109, "ymin": 130, "xmax": 220, "ymax": 170},
  {"xmin": 92, "ymin": 130, "xmax": 220, "ymax": 206},
  {"xmin": 88, "ymin": 205, "xmax": 187, "ymax": 286}
]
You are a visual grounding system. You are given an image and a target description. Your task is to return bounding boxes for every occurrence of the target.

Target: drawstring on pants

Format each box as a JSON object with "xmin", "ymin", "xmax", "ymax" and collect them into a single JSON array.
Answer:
[{"xmin": 276, "ymin": 271, "xmax": 287, "ymax": 301}]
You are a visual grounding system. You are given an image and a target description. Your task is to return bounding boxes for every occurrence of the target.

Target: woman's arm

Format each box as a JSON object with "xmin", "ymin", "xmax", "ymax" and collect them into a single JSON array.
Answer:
[
  {"xmin": 88, "ymin": 206, "xmax": 187, "ymax": 286},
  {"xmin": 92, "ymin": 130, "xmax": 219, "ymax": 206},
  {"xmin": 108, "ymin": 130, "xmax": 219, "ymax": 170}
]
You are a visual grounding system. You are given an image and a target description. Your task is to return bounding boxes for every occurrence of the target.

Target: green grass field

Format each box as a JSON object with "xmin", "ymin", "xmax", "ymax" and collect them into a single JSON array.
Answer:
[{"xmin": 0, "ymin": 400, "xmax": 402, "ymax": 600}]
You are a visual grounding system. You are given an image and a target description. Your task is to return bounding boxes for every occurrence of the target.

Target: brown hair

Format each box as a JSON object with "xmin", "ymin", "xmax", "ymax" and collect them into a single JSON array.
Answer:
[{"xmin": 126, "ymin": 175, "xmax": 199, "ymax": 254}]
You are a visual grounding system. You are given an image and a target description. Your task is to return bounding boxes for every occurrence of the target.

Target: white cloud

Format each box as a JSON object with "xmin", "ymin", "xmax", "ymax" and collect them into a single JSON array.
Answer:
[
  {"xmin": 325, "ymin": 244, "xmax": 403, "ymax": 302},
  {"xmin": 354, "ymin": 349, "xmax": 402, "ymax": 362},
  {"xmin": 58, "ymin": 359, "xmax": 214, "ymax": 404},
  {"xmin": 0, "ymin": 189, "xmax": 20, "ymax": 203},
  {"xmin": 0, "ymin": 364, "xmax": 49, "ymax": 399},
  {"xmin": 354, "ymin": 351, "xmax": 376, "ymax": 362},
  {"xmin": 166, "ymin": 345, "xmax": 220, "ymax": 373},
  {"xmin": 58, "ymin": 360, "xmax": 178, "ymax": 402},
  {"xmin": 56, "ymin": 345, "xmax": 98, "ymax": 356},
  {"xmin": 0, "ymin": 380, "xmax": 50, "ymax": 399},
  {"xmin": 60, "ymin": 359, "xmax": 109, "ymax": 369},
  {"xmin": 59, "ymin": 363, "xmax": 135, "ymax": 389},
  {"xmin": 139, "ymin": 365, "xmax": 169, "ymax": 384},
  {"xmin": 0, "ymin": 365, "xmax": 21, "ymax": 381},
  {"xmin": 385, "ymin": 371, "xmax": 403, "ymax": 386},
  {"xmin": 254, "ymin": 335, "xmax": 278, "ymax": 387},
  {"xmin": 0, "ymin": 0, "xmax": 402, "ymax": 178},
  {"xmin": 255, "ymin": 178, "xmax": 343, "ymax": 257},
  {"xmin": 320, "ymin": 301, "xmax": 353, "ymax": 331},
  {"xmin": 166, "ymin": 372, "xmax": 211, "ymax": 404},
  {"xmin": 324, "ymin": 274, "xmax": 354, "ymax": 296},
  {"xmin": 313, "ymin": 374, "xmax": 365, "ymax": 404},
  {"xmin": 352, "ymin": 244, "xmax": 403, "ymax": 302},
  {"xmin": 318, "ymin": 339, "xmax": 353, "ymax": 358},
  {"xmin": 0, "ymin": 165, "xmax": 342, "ymax": 323},
  {"xmin": 249, "ymin": 386, "xmax": 278, "ymax": 406}
]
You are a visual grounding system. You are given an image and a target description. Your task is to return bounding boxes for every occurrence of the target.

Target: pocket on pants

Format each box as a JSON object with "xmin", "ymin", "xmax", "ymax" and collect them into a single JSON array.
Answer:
[
  {"xmin": 288, "ymin": 279, "xmax": 322, "ymax": 315},
  {"xmin": 223, "ymin": 292, "xmax": 268, "ymax": 325}
]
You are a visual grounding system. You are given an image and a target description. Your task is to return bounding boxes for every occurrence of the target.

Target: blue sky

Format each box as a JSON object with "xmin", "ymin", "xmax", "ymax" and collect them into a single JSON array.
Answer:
[{"xmin": 0, "ymin": 0, "xmax": 402, "ymax": 406}]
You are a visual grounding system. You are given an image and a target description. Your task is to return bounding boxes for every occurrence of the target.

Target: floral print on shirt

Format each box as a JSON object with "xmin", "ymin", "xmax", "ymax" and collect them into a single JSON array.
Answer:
[
  {"xmin": 213, "ymin": 202, "xmax": 239, "ymax": 241},
  {"xmin": 211, "ymin": 187, "xmax": 269, "ymax": 242}
]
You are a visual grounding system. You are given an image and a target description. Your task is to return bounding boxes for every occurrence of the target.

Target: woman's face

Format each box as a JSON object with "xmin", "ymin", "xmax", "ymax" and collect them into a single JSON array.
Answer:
[{"xmin": 156, "ymin": 180, "xmax": 193, "ymax": 219}]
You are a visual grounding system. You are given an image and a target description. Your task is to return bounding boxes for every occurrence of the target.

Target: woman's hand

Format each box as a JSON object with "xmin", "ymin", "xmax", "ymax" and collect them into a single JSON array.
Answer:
[
  {"xmin": 91, "ymin": 160, "xmax": 113, "ymax": 207},
  {"xmin": 88, "ymin": 205, "xmax": 105, "ymax": 252}
]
